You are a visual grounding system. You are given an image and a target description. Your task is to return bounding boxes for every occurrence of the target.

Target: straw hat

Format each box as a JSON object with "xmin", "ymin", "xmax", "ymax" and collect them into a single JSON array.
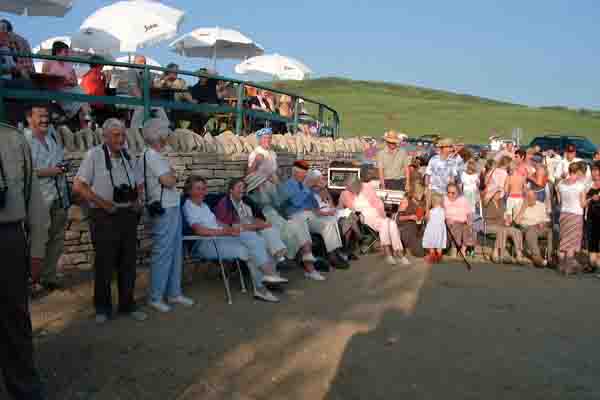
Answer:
[
  {"xmin": 383, "ymin": 130, "xmax": 402, "ymax": 144},
  {"xmin": 436, "ymin": 137, "xmax": 455, "ymax": 147},
  {"xmin": 245, "ymin": 173, "xmax": 268, "ymax": 193}
]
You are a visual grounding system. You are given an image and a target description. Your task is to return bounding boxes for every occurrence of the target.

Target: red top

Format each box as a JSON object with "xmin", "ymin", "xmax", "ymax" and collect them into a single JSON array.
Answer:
[{"xmin": 80, "ymin": 67, "xmax": 106, "ymax": 108}]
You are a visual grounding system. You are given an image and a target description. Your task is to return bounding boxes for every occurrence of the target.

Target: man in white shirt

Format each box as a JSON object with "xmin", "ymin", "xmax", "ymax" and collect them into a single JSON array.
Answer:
[
  {"xmin": 554, "ymin": 144, "xmax": 591, "ymax": 182},
  {"xmin": 24, "ymin": 104, "xmax": 69, "ymax": 290},
  {"xmin": 515, "ymin": 190, "xmax": 552, "ymax": 267},
  {"xmin": 142, "ymin": 118, "xmax": 194, "ymax": 313}
]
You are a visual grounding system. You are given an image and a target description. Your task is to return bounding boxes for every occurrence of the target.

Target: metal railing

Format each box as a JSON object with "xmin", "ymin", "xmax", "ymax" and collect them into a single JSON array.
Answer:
[{"xmin": 0, "ymin": 52, "xmax": 340, "ymax": 137}]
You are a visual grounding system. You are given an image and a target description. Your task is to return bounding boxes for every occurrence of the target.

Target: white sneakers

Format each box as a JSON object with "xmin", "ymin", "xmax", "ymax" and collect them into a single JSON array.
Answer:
[
  {"xmin": 305, "ymin": 270, "xmax": 326, "ymax": 281},
  {"xmin": 254, "ymin": 288, "xmax": 280, "ymax": 303},
  {"xmin": 398, "ymin": 256, "xmax": 411, "ymax": 265},
  {"xmin": 385, "ymin": 255, "xmax": 398, "ymax": 265},
  {"xmin": 148, "ymin": 300, "xmax": 171, "ymax": 313},
  {"xmin": 263, "ymin": 274, "xmax": 289, "ymax": 284},
  {"xmin": 149, "ymin": 296, "xmax": 195, "ymax": 313},
  {"xmin": 168, "ymin": 295, "xmax": 195, "ymax": 307}
]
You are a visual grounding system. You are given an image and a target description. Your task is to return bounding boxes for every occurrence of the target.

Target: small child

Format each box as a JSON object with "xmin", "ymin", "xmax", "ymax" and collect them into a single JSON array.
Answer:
[
  {"xmin": 422, "ymin": 193, "xmax": 447, "ymax": 263},
  {"xmin": 461, "ymin": 160, "xmax": 480, "ymax": 212}
]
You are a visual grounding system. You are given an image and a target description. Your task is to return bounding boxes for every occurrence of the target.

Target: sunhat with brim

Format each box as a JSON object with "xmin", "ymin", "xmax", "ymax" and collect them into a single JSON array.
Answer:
[
  {"xmin": 436, "ymin": 138, "xmax": 455, "ymax": 148},
  {"xmin": 383, "ymin": 130, "xmax": 401, "ymax": 144},
  {"xmin": 245, "ymin": 173, "xmax": 268, "ymax": 193}
]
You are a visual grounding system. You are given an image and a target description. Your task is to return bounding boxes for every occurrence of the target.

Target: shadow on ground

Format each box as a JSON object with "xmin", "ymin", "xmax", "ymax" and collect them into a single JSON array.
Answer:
[{"xmin": 2, "ymin": 257, "xmax": 600, "ymax": 400}]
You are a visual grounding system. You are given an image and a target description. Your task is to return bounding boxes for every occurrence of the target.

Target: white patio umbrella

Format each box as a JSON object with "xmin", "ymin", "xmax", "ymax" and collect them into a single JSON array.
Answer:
[
  {"xmin": 169, "ymin": 27, "xmax": 264, "ymax": 70},
  {"xmin": 0, "ymin": 0, "xmax": 73, "ymax": 17},
  {"xmin": 72, "ymin": 0, "xmax": 185, "ymax": 54},
  {"xmin": 235, "ymin": 54, "xmax": 312, "ymax": 81}
]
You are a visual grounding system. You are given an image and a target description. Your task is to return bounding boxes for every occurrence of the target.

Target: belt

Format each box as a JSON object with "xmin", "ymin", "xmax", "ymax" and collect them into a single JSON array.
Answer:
[{"xmin": 508, "ymin": 194, "xmax": 524, "ymax": 199}]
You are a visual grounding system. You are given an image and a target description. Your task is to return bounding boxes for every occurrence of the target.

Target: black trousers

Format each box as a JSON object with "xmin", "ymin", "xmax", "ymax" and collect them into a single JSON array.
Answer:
[
  {"xmin": 89, "ymin": 209, "xmax": 139, "ymax": 315},
  {"xmin": 0, "ymin": 223, "xmax": 44, "ymax": 400},
  {"xmin": 385, "ymin": 178, "xmax": 406, "ymax": 191}
]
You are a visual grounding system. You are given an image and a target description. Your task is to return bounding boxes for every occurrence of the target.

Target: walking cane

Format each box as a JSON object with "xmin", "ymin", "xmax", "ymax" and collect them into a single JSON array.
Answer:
[{"xmin": 445, "ymin": 221, "xmax": 472, "ymax": 271}]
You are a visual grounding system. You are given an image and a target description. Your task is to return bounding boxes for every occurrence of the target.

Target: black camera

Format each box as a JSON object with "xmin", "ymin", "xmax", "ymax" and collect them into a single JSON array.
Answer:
[
  {"xmin": 0, "ymin": 186, "xmax": 7, "ymax": 210},
  {"xmin": 146, "ymin": 201, "xmax": 165, "ymax": 217},
  {"xmin": 56, "ymin": 161, "xmax": 71, "ymax": 172},
  {"xmin": 113, "ymin": 184, "xmax": 138, "ymax": 204}
]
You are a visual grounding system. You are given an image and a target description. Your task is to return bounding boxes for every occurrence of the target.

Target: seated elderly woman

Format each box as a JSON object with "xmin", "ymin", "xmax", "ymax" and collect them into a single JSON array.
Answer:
[
  {"xmin": 483, "ymin": 189, "xmax": 528, "ymax": 264},
  {"xmin": 395, "ymin": 192, "xmax": 425, "ymax": 257},
  {"xmin": 214, "ymin": 178, "xmax": 288, "ymax": 263},
  {"xmin": 245, "ymin": 172, "xmax": 326, "ymax": 281},
  {"xmin": 444, "ymin": 183, "xmax": 474, "ymax": 257},
  {"xmin": 281, "ymin": 161, "xmax": 348, "ymax": 269},
  {"xmin": 514, "ymin": 190, "xmax": 552, "ymax": 268},
  {"xmin": 309, "ymin": 172, "xmax": 361, "ymax": 259},
  {"xmin": 343, "ymin": 174, "xmax": 407, "ymax": 265},
  {"xmin": 41, "ymin": 40, "xmax": 91, "ymax": 129},
  {"xmin": 183, "ymin": 176, "xmax": 286, "ymax": 303}
]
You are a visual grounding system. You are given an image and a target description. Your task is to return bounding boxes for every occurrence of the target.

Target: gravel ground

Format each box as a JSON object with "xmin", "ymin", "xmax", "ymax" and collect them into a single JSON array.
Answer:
[{"xmin": 3, "ymin": 255, "xmax": 600, "ymax": 400}]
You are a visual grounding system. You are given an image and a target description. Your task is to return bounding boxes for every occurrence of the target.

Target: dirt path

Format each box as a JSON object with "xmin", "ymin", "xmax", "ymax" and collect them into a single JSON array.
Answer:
[{"xmin": 5, "ymin": 256, "xmax": 600, "ymax": 399}]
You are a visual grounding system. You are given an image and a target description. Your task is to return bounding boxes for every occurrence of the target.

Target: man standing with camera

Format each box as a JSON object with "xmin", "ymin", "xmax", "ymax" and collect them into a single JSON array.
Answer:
[
  {"xmin": 0, "ymin": 121, "xmax": 49, "ymax": 399},
  {"xmin": 24, "ymin": 104, "xmax": 69, "ymax": 291},
  {"xmin": 142, "ymin": 119, "xmax": 194, "ymax": 313},
  {"xmin": 73, "ymin": 118, "xmax": 147, "ymax": 324}
]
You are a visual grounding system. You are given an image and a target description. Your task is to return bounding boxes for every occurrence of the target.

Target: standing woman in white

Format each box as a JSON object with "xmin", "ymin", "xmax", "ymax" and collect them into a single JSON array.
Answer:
[{"xmin": 142, "ymin": 119, "xmax": 194, "ymax": 313}]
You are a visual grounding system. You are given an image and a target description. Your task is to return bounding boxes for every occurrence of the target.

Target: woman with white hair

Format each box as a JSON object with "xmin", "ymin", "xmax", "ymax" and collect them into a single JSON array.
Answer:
[{"xmin": 142, "ymin": 118, "xmax": 194, "ymax": 313}]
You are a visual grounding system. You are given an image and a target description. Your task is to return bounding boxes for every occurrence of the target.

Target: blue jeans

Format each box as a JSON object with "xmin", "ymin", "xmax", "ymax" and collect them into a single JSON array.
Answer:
[
  {"xmin": 191, "ymin": 235, "xmax": 266, "ymax": 289},
  {"xmin": 149, "ymin": 206, "xmax": 183, "ymax": 302}
]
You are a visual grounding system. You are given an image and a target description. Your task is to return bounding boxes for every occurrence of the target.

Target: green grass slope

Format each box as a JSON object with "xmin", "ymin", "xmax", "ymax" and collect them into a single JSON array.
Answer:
[{"xmin": 271, "ymin": 78, "xmax": 600, "ymax": 144}]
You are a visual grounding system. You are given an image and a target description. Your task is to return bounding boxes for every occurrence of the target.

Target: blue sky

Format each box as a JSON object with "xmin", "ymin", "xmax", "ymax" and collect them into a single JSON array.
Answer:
[{"xmin": 3, "ymin": 0, "xmax": 599, "ymax": 109}]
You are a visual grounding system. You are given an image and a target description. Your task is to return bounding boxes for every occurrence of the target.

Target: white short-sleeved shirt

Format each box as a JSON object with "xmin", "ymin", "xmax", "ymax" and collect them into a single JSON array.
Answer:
[
  {"xmin": 558, "ymin": 180, "xmax": 586, "ymax": 215},
  {"xmin": 461, "ymin": 172, "xmax": 480, "ymax": 193},
  {"xmin": 425, "ymin": 155, "xmax": 456, "ymax": 194},
  {"xmin": 142, "ymin": 148, "xmax": 180, "ymax": 209},
  {"xmin": 183, "ymin": 199, "xmax": 220, "ymax": 229},
  {"xmin": 76, "ymin": 145, "xmax": 141, "ymax": 206}
]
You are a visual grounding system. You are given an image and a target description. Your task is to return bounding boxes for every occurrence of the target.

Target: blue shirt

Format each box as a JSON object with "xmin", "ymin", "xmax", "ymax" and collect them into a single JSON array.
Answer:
[{"xmin": 281, "ymin": 178, "xmax": 318, "ymax": 216}]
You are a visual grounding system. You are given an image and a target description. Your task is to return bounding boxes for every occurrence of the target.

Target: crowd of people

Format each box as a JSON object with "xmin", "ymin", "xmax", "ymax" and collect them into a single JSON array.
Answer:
[{"xmin": 0, "ymin": 19, "xmax": 310, "ymax": 138}]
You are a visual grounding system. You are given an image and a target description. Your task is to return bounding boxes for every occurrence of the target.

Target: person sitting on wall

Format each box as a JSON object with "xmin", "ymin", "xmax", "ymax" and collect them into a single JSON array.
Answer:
[
  {"xmin": 247, "ymin": 127, "xmax": 278, "ymax": 181},
  {"xmin": 281, "ymin": 160, "xmax": 349, "ymax": 269},
  {"xmin": 183, "ymin": 175, "xmax": 286, "ymax": 303}
]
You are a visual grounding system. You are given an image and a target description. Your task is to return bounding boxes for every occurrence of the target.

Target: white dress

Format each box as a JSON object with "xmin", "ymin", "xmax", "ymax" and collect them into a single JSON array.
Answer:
[
  {"xmin": 461, "ymin": 172, "xmax": 480, "ymax": 212},
  {"xmin": 422, "ymin": 207, "xmax": 447, "ymax": 249}
]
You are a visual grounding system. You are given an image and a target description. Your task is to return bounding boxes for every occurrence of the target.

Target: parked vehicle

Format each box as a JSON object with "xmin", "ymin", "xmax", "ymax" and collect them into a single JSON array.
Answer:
[{"xmin": 528, "ymin": 134, "xmax": 597, "ymax": 160}]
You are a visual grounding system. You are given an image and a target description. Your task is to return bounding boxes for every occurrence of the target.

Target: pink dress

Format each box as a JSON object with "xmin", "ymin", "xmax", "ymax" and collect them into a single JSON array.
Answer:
[{"xmin": 353, "ymin": 183, "xmax": 403, "ymax": 252}]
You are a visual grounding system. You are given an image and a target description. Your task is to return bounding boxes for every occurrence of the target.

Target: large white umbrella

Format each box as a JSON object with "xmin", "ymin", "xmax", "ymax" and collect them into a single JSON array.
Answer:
[
  {"xmin": 235, "ymin": 54, "xmax": 312, "ymax": 81},
  {"xmin": 72, "ymin": 0, "xmax": 185, "ymax": 53},
  {"xmin": 0, "ymin": 0, "xmax": 73, "ymax": 17},
  {"xmin": 169, "ymin": 27, "xmax": 264, "ymax": 69}
]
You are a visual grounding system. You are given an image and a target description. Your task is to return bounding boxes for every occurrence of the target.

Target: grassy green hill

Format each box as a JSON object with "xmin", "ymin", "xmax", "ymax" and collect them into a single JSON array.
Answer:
[{"xmin": 269, "ymin": 78, "xmax": 600, "ymax": 144}]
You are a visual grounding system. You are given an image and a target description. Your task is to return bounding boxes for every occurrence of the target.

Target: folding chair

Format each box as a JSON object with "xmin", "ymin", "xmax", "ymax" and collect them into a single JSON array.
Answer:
[
  {"xmin": 180, "ymin": 196, "xmax": 247, "ymax": 305},
  {"xmin": 356, "ymin": 212, "xmax": 380, "ymax": 254}
]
